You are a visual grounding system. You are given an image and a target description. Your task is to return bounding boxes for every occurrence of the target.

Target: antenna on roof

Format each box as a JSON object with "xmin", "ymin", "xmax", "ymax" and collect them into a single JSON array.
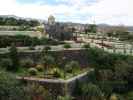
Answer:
[{"xmin": 93, "ymin": 18, "xmax": 96, "ymax": 25}]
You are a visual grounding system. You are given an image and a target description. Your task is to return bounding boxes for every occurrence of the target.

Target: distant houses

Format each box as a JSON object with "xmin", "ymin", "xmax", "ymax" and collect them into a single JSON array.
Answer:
[{"xmin": 0, "ymin": 15, "xmax": 98, "ymax": 40}]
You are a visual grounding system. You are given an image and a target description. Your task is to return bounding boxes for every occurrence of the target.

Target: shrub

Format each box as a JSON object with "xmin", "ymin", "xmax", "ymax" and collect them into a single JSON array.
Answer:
[
  {"xmin": 65, "ymin": 61, "xmax": 80, "ymax": 73},
  {"xmin": 42, "ymin": 46, "xmax": 51, "ymax": 55},
  {"xmin": 63, "ymin": 44, "xmax": 71, "ymax": 49},
  {"xmin": 28, "ymin": 68, "xmax": 38, "ymax": 75},
  {"xmin": 82, "ymin": 43, "xmax": 90, "ymax": 49},
  {"xmin": 0, "ymin": 58, "xmax": 13, "ymax": 71},
  {"xmin": 65, "ymin": 64, "xmax": 73, "ymax": 73},
  {"xmin": 53, "ymin": 68, "xmax": 62, "ymax": 78},
  {"xmin": 20, "ymin": 59, "xmax": 35, "ymax": 68},
  {"xmin": 36, "ymin": 64, "xmax": 44, "ymax": 72},
  {"xmin": 57, "ymin": 95, "xmax": 72, "ymax": 100},
  {"xmin": 110, "ymin": 94, "xmax": 118, "ymax": 100},
  {"xmin": 44, "ymin": 46, "xmax": 51, "ymax": 51},
  {"xmin": 126, "ymin": 91, "xmax": 133, "ymax": 100},
  {"xmin": 29, "ymin": 46, "xmax": 35, "ymax": 50}
]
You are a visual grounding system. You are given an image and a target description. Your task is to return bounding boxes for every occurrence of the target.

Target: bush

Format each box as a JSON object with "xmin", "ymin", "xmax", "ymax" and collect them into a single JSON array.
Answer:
[
  {"xmin": 126, "ymin": 91, "xmax": 133, "ymax": 100},
  {"xmin": 82, "ymin": 43, "xmax": 90, "ymax": 49},
  {"xmin": 29, "ymin": 46, "xmax": 35, "ymax": 50},
  {"xmin": 110, "ymin": 94, "xmax": 118, "ymax": 100},
  {"xmin": 57, "ymin": 95, "xmax": 72, "ymax": 100},
  {"xmin": 28, "ymin": 68, "xmax": 38, "ymax": 75},
  {"xmin": 0, "ymin": 58, "xmax": 13, "ymax": 71},
  {"xmin": 36, "ymin": 64, "xmax": 44, "ymax": 72},
  {"xmin": 20, "ymin": 59, "xmax": 35, "ymax": 68},
  {"xmin": 63, "ymin": 44, "xmax": 71, "ymax": 49},
  {"xmin": 65, "ymin": 61, "xmax": 80, "ymax": 73},
  {"xmin": 53, "ymin": 68, "xmax": 62, "ymax": 78},
  {"xmin": 65, "ymin": 64, "xmax": 73, "ymax": 73},
  {"xmin": 44, "ymin": 46, "xmax": 51, "ymax": 51}
]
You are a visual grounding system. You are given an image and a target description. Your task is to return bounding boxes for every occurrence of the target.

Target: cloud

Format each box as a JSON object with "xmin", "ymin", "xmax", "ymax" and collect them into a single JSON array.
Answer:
[{"xmin": 0, "ymin": 0, "xmax": 132, "ymax": 25}]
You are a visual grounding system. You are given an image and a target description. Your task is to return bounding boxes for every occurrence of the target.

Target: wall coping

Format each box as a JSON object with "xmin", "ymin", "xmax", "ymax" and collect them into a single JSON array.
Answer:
[{"xmin": 17, "ymin": 69, "xmax": 93, "ymax": 84}]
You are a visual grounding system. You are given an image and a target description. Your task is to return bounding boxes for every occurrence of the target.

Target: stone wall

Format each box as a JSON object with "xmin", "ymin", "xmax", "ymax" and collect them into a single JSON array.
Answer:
[
  {"xmin": 18, "ymin": 49, "xmax": 89, "ymax": 67},
  {"xmin": 18, "ymin": 71, "xmax": 91, "ymax": 98}
]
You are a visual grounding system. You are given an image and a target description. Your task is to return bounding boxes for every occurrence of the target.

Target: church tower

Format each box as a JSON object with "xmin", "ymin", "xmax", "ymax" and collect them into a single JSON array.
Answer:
[{"xmin": 48, "ymin": 15, "xmax": 55, "ymax": 25}]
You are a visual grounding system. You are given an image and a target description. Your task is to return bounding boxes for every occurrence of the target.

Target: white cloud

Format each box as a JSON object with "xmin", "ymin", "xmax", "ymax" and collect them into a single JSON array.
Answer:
[
  {"xmin": 0, "ymin": 0, "xmax": 132, "ymax": 25},
  {"xmin": 81, "ymin": 0, "xmax": 133, "ymax": 25}
]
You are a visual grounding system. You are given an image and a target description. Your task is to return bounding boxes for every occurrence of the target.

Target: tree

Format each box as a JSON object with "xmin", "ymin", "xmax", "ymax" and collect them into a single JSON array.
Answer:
[
  {"xmin": 73, "ymin": 79, "xmax": 82, "ymax": 96},
  {"xmin": 26, "ymin": 83, "xmax": 53, "ymax": 100},
  {"xmin": 82, "ymin": 83, "xmax": 103, "ymax": 100},
  {"xmin": 65, "ymin": 61, "xmax": 80, "ymax": 74},
  {"xmin": 0, "ymin": 71, "xmax": 27, "ymax": 100},
  {"xmin": 114, "ymin": 61, "xmax": 130, "ymax": 80},
  {"xmin": 8, "ymin": 43, "xmax": 19, "ymax": 71},
  {"xmin": 42, "ymin": 55, "xmax": 55, "ymax": 75},
  {"xmin": 85, "ymin": 24, "xmax": 97, "ymax": 33},
  {"xmin": 41, "ymin": 47, "xmax": 54, "ymax": 75},
  {"xmin": 126, "ymin": 91, "xmax": 133, "ymax": 100},
  {"xmin": 90, "ymin": 24, "xmax": 97, "ymax": 33},
  {"xmin": 0, "ymin": 58, "xmax": 13, "ymax": 71}
]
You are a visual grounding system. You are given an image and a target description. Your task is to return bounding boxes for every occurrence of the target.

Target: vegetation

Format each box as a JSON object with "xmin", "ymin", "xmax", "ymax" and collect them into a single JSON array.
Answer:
[
  {"xmin": 0, "ymin": 35, "xmax": 65, "ymax": 48},
  {"xmin": 78, "ymin": 47, "xmax": 133, "ymax": 100},
  {"xmin": 8, "ymin": 43, "xmax": 19, "ymax": 71},
  {"xmin": 82, "ymin": 43, "xmax": 90, "ymax": 49},
  {"xmin": 0, "ymin": 71, "xmax": 28, "ymax": 100},
  {"xmin": 85, "ymin": 24, "xmax": 97, "ymax": 34},
  {"xmin": 63, "ymin": 44, "xmax": 71, "ymax": 49},
  {"xmin": 36, "ymin": 64, "xmax": 44, "ymax": 72},
  {"xmin": 28, "ymin": 68, "xmax": 38, "ymax": 76},
  {"xmin": 0, "ymin": 17, "xmax": 39, "ymax": 27},
  {"xmin": 57, "ymin": 95, "xmax": 72, "ymax": 100},
  {"xmin": 0, "ymin": 38, "xmax": 133, "ymax": 99},
  {"xmin": 65, "ymin": 61, "xmax": 80, "ymax": 74},
  {"xmin": 53, "ymin": 68, "xmax": 62, "ymax": 78},
  {"xmin": 0, "ymin": 58, "xmax": 13, "ymax": 70},
  {"xmin": 20, "ymin": 59, "xmax": 35, "ymax": 68},
  {"xmin": 81, "ymin": 83, "xmax": 103, "ymax": 100}
]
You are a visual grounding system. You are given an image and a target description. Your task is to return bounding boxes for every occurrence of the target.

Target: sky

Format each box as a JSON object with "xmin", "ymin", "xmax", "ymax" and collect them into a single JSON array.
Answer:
[{"xmin": 0, "ymin": 0, "xmax": 132, "ymax": 25}]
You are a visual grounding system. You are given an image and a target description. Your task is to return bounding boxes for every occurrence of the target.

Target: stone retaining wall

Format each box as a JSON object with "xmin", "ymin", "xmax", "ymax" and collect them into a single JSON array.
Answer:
[
  {"xmin": 17, "ymin": 71, "xmax": 91, "ymax": 98},
  {"xmin": 17, "ymin": 49, "xmax": 89, "ymax": 67}
]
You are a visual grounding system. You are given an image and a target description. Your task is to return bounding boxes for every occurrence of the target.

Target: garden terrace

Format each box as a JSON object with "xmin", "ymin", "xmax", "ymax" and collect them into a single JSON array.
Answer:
[
  {"xmin": 0, "ymin": 35, "xmax": 65, "ymax": 47},
  {"xmin": 17, "ymin": 70, "xmax": 91, "ymax": 96}
]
